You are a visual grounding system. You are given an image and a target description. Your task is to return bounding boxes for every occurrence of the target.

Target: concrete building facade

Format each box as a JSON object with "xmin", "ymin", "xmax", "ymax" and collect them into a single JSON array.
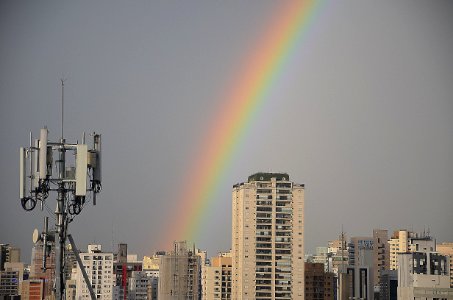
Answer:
[
  {"xmin": 232, "ymin": 173, "xmax": 305, "ymax": 299},
  {"xmin": 158, "ymin": 241, "xmax": 200, "ymax": 300}
]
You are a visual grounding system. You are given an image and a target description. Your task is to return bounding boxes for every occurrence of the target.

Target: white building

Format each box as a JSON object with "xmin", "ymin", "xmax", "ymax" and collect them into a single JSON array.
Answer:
[{"xmin": 73, "ymin": 244, "xmax": 114, "ymax": 300}]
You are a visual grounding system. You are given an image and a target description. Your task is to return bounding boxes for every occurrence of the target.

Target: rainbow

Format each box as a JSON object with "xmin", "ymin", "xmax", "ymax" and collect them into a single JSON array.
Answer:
[{"xmin": 160, "ymin": 0, "xmax": 326, "ymax": 248}]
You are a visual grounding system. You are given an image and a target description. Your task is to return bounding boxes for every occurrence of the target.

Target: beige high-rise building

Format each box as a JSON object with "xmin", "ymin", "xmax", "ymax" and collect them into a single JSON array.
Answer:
[
  {"xmin": 232, "ymin": 173, "xmax": 304, "ymax": 300},
  {"xmin": 437, "ymin": 242, "xmax": 453, "ymax": 288}
]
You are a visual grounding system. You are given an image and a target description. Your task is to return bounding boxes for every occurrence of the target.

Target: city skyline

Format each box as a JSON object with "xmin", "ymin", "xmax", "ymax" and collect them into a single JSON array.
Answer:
[{"xmin": 1, "ymin": 1, "xmax": 453, "ymax": 262}]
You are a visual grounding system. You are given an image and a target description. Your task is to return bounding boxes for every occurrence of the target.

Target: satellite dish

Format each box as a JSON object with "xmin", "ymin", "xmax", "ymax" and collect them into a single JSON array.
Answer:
[{"xmin": 32, "ymin": 228, "xmax": 40, "ymax": 243}]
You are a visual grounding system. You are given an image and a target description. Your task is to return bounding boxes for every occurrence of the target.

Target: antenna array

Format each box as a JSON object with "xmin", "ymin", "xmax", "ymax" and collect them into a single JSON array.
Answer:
[{"xmin": 19, "ymin": 83, "xmax": 102, "ymax": 300}]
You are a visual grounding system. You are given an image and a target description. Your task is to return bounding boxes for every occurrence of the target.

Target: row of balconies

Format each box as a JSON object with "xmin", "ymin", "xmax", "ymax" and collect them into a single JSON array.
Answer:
[{"xmin": 255, "ymin": 231, "xmax": 292, "ymax": 238}]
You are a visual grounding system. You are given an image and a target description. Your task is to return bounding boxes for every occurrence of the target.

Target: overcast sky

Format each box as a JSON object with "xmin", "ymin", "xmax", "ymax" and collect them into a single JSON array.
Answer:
[{"xmin": 1, "ymin": 1, "xmax": 452, "ymax": 262}]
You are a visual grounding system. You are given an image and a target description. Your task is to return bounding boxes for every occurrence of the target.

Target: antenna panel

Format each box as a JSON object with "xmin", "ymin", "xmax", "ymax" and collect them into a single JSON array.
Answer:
[
  {"xmin": 33, "ymin": 139, "xmax": 40, "ymax": 189},
  {"xmin": 93, "ymin": 134, "xmax": 102, "ymax": 183},
  {"xmin": 46, "ymin": 146, "xmax": 53, "ymax": 177},
  {"xmin": 39, "ymin": 128, "xmax": 48, "ymax": 179},
  {"xmin": 75, "ymin": 144, "xmax": 88, "ymax": 196},
  {"xmin": 20, "ymin": 147, "xmax": 26, "ymax": 199}
]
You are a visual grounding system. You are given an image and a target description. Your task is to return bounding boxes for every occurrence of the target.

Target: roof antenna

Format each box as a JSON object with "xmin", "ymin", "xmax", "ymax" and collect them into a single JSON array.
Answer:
[{"xmin": 60, "ymin": 78, "xmax": 66, "ymax": 139}]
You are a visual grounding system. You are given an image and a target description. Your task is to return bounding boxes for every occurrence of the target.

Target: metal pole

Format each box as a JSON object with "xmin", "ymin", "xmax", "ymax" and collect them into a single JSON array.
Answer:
[
  {"xmin": 61, "ymin": 79, "xmax": 64, "ymax": 139},
  {"xmin": 55, "ymin": 138, "xmax": 66, "ymax": 300},
  {"xmin": 42, "ymin": 217, "xmax": 48, "ymax": 271},
  {"xmin": 67, "ymin": 234, "xmax": 96, "ymax": 300}
]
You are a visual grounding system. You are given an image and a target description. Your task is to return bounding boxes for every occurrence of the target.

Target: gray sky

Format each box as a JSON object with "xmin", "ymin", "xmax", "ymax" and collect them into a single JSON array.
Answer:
[{"xmin": 1, "ymin": 1, "xmax": 452, "ymax": 262}]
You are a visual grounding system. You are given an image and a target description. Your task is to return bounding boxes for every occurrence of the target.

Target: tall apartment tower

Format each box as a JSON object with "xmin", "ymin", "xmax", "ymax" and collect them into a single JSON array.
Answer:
[{"xmin": 232, "ymin": 172, "xmax": 305, "ymax": 300}]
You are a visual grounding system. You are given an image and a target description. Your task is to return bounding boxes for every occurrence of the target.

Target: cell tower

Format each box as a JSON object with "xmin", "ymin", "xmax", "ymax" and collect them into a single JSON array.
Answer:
[{"xmin": 19, "ymin": 81, "xmax": 102, "ymax": 300}]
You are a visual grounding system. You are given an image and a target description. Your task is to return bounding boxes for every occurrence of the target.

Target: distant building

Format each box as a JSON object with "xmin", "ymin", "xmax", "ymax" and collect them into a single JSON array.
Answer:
[
  {"xmin": 29, "ymin": 240, "xmax": 55, "ymax": 299},
  {"xmin": 143, "ymin": 253, "xmax": 164, "ymax": 300},
  {"xmin": 64, "ymin": 244, "xmax": 77, "ymax": 281},
  {"xmin": 379, "ymin": 270, "xmax": 397, "ymax": 300},
  {"xmin": 65, "ymin": 279, "xmax": 76, "ymax": 300},
  {"xmin": 0, "ymin": 266, "xmax": 20, "ymax": 297},
  {"xmin": 232, "ymin": 172, "xmax": 305, "ymax": 299},
  {"xmin": 388, "ymin": 230, "xmax": 435, "ymax": 271},
  {"xmin": 389, "ymin": 230, "xmax": 412, "ymax": 270},
  {"xmin": 312, "ymin": 247, "xmax": 328, "ymax": 271},
  {"xmin": 21, "ymin": 279, "xmax": 44, "ymax": 300},
  {"xmin": 113, "ymin": 244, "xmax": 143, "ymax": 300},
  {"xmin": 348, "ymin": 237, "xmax": 374, "ymax": 267},
  {"xmin": 437, "ymin": 242, "xmax": 453, "ymax": 288},
  {"xmin": 304, "ymin": 262, "xmax": 334, "ymax": 300},
  {"xmin": 144, "ymin": 269, "xmax": 159, "ymax": 300},
  {"xmin": 128, "ymin": 271, "xmax": 148, "ymax": 300},
  {"xmin": 409, "ymin": 235, "xmax": 436, "ymax": 253},
  {"xmin": 73, "ymin": 244, "xmax": 114, "ymax": 300},
  {"xmin": 337, "ymin": 272, "xmax": 352, "ymax": 300},
  {"xmin": 397, "ymin": 251, "xmax": 453, "ymax": 299},
  {"xmin": 158, "ymin": 241, "xmax": 200, "ymax": 300},
  {"xmin": 203, "ymin": 252, "xmax": 232, "ymax": 300},
  {"xmin": 2, "ymin": 262, "xmax": 25, "ymax": 297},
  {"xmin": 347, "ymin": 237, "xmax": 374, "ymax": 299},
  {"xmin": 0, "ymin": 244, "xmax": 21, "ymax": 271},
  {"xmin": 327, "ymin": 234, "xmax": 348, "ymax": 275},
  {"xmin": 373, "ymin": 229, "xmax": 390, "ymax": 293}
]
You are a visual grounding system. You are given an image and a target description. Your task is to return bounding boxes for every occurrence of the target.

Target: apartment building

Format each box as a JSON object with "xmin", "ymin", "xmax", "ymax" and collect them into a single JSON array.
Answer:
[{"xmin": 232, "ymin": 172, "xmax": 304, "ymax": 299}]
